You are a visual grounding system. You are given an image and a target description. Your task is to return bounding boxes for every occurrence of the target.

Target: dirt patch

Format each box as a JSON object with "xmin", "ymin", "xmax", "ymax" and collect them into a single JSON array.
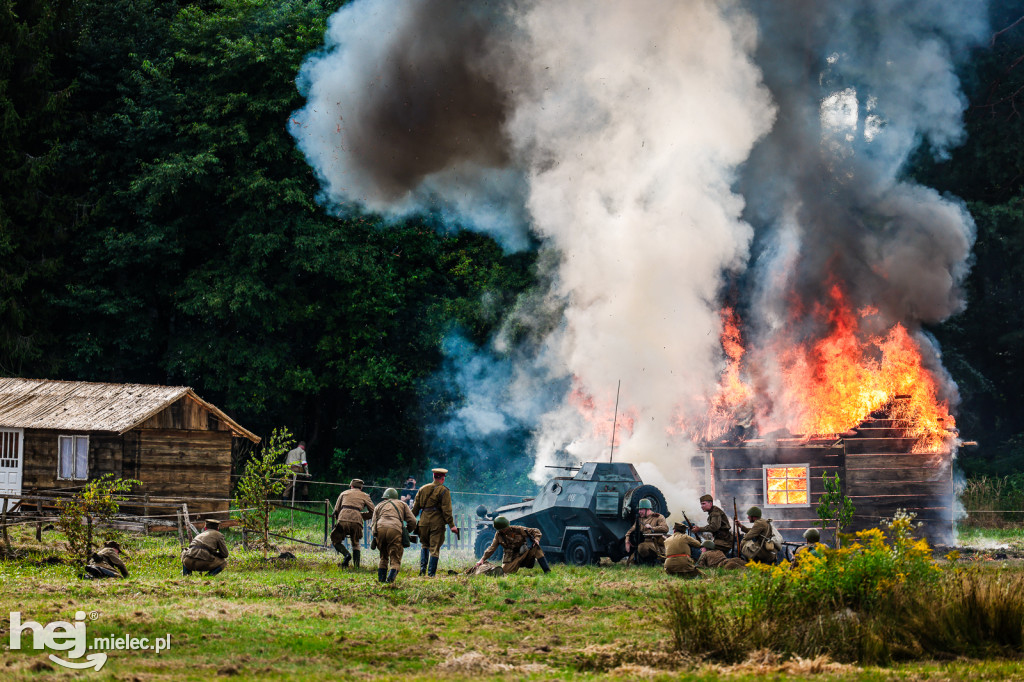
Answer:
[
  {"xmin": 574, "ymin": 642, "xmax": 691, "ymax": 672},
  {"xmin": 710, "ymin": 649, "xmax": 857, "ymax": 676},
  {"xmin": 435, "ymin": 651, "xmax": 550, "ymax": 675}
]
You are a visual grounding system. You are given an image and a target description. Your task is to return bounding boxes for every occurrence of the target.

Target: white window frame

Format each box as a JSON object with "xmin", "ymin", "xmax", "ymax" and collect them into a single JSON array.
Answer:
[
  {"xmin": 57, "ymin": 435, "xmax": 90, "ymax": 481},
  {"xmin": 762, "ymin": 463, "xmax": 810, "ymax": 508}
]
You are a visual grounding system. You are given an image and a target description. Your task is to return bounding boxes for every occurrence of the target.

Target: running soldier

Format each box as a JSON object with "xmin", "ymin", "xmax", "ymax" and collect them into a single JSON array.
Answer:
[
  {"xmin": 332, "ymin": 478, "xmax": 374, "ymax": 568},
  {"xmin": 371, "ymin": 488, "xmax": 417, "ymax": 584}
]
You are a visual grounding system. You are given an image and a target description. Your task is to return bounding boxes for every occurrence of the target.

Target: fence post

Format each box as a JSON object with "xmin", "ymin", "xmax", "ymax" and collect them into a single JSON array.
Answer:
[
  {"xmin": 143, "ymin": 494, "xmax": 150, "ymax": 536},
  {"xmin": 84, "ymin": 515, "xmax": 93, "ymax": 567},
  {"xmin": 1, "ymin": 497, "xmax": 11, "ymax": 556},
  {"xmin": 323, "ymin": 499, "xmax": 330, "ymax": 548},
  {"xmin": 36, "ymin": 499, "xmax": 42, "ymax": 541},
  {"xmin": 176, "ymin": 508, "xmax": 185, "ymax": 549}
]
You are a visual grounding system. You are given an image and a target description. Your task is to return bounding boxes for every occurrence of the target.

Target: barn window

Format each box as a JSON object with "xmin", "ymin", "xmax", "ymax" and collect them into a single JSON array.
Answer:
[
  {"xmin": 57, "ymin": 435, "xmax": 89, "ymax": 480},
  {"xmin": 763, "ymin": 464, "xmax": 809, "ymax": 507}
]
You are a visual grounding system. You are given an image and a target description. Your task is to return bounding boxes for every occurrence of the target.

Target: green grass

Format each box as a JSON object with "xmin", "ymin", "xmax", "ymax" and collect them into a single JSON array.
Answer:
[{"xmin": 2, "ymin": 523, "xmax": 1024, "ymax": 680}]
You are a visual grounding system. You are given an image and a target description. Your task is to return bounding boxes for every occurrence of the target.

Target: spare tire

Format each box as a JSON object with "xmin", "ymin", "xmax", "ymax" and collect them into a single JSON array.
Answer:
[{"xmin": 622, "ymin": 484, "xmax": 669, "ymax": 520}]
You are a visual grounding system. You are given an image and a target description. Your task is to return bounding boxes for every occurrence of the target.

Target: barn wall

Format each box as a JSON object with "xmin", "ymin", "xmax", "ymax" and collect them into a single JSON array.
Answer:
[
  {"xmin": 21, "ymin": 429, "xmax": 125, "ymax": 491},
  {"xmin": 136, "ymin": 397, "xmax": 234, "ymax": 433},
  {"xmin": 132, "ymin": 429, "xmax": 232, "ymax": 514}
]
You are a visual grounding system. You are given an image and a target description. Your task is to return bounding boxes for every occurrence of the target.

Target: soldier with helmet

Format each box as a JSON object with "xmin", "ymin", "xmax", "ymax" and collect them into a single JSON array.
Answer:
[
  {"xmin": 475, "ymin": 516, "xmax": 551, "ymax": 575},
  {"xmin": 624, "ymin": 499, "xmax": 669, "ymax": 565},
  {"xmin": 332, "ymin": 478, "xmax": 374, "ymax": 568},
  {"xmin": 736, "ymin": 506, "xmax": 778, "ymax": 564},
  {"xmin": 690, "ymin": 494, "xmax": 734, "ymax": 555},
  {"xmin": 371, "ymin": 488, "xmax": 418, "ymax": 584},
  {"xmin": 793, "ymin": 527, "xmax": 829, "ymax": 565},
  {"xmin": 412, "ymin": 467, "xmax": 458, "ymax": 577}
]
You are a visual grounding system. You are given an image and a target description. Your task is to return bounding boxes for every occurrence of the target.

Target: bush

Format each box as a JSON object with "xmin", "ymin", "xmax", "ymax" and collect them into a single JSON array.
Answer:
[{"xmin": 55, "ymin": 475, "xmax": 140, "ymax": 561}]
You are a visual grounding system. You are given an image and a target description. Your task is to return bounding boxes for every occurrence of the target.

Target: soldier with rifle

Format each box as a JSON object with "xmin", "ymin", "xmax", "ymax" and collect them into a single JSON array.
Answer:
[
  {"xmin": 663, "ymin": 521, "xmax": 701, "ymax": 577},
  {"xmin": 624, "ymin": 499, "xmax": 668, "ymax": 565},
  {"xmin": 412, "ymin": 468, "xmax": 459, "ymax": 577},
  {"xmin": 736, "ymin": 506, "xmax": 778, "ymax": 564},
  {"xmin": 792, "ymin": 528, "xmax": 829, "ymax": 565},
  {"xmin": 691, "ymin": 494, "xmax": 735, "ymax": 556}
]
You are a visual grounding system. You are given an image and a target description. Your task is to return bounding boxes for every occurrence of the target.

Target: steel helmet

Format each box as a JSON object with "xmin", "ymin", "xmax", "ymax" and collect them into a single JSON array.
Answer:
[
  {"xmin": 638, "ymin": 499, "xmax": 653, "ymax": 510},
  {"xmin": 383, "ymin": 488, "xmax": 399, "ymax": 499},
  {"xmin": 493, "ymin": 516, "xmax": 510, "ymax": 530},
  {"xmin": 803, "ymin": 528, "xmax": 820, "ymax": 543},
  {"xmin": 747, "ymin": 506, "xmax": 762, "ymax": 518}
]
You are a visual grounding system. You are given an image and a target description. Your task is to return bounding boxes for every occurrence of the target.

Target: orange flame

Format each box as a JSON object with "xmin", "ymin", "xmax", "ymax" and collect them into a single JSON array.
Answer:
[{"xmin": 569, "ymin": 383, "xmax": 635, "ymax": 447}]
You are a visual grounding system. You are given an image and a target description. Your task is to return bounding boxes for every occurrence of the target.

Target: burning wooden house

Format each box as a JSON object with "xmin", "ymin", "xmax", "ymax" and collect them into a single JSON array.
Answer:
[{"xmin": 0, "ymin": 378, "xmax": 260, "ymax": 514}]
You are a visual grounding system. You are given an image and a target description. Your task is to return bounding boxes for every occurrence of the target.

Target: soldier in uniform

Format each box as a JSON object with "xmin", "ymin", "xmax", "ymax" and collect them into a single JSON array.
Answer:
[
  {"xmin": 85, "ymin": 541, "xmax": 129, "ymax": 579},
  {"xmin": 624, "ymin": 499, "xmax": 669, "ymax": 565},
  {"xmin": 412, "ymin": 468, "xmax": 458, "ymax": 577},
  {"xmin": 691, "ymin": 494, "xmax": 734, "ymax": 555},
  {"xmin": 736, "ymin": 506, "xmax": 778, "ymax": 564},
  {"xmin": 182, "ymin": 519, "xmax": 229, "ymax": 576},
  {"xmin": 475, "ymin": 516, "xmax": 551, "ymax": 575},
  {"xmin": 696, "ymin": 539, "xmax": 747, "ymax": 570},
  {"xmin": 282, "ymin": 441, "xmax": 309, "ymax": 501},
  {"xmin": 663, "ymin": 525, "xmax": 701, "ymax": 578},
  {"xmin": 371, "ymin": 488, "xmax": 417, "ymax": 584},
  {"xmin": 332, "ymin": 478, "xmax": 374, "ymax": 568},
  {"xmin": 793, "ymin": 528, "xmax": 829, "ymax": 565}
]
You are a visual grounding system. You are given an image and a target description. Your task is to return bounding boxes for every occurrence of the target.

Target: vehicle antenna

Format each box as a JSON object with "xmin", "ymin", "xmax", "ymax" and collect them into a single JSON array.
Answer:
[{"xmin": 609, "ymin": 380, "xmax": 621, "ymax": 463}]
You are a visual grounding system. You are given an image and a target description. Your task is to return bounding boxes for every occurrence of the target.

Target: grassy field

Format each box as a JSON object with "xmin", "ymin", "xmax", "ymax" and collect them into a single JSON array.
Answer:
[{"xmin": 2, "ymin": 521, "xmax": 1024, "ymax": 680}]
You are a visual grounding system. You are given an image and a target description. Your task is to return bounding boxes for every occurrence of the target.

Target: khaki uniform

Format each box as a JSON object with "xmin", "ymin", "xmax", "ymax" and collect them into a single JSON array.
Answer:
[
  {"xmin": 696, "ymin": 549, "xmax": 747, "ymax": 570},
  {"xmin": 182, "ymin": 529, "xmax": 229, "ymax": 574},
  {"xmin": 739, "ymin": 518, "xmax": 777, "ymax": 564},
  {"xmin": 282, "ymin": 446, "xmax": 308, "ymax": 499},
  {"xmin": 412, "ymin": 481, "xmax": 455, "ymax": 557},
  {"xmin": 694, "ymin": 505, "xmax": 734, "ymax": 552},
  {"xmin": 481, "ymin": 526, "xmax": 545, "ymax": 575},
  {"xmin": 371, "ymin": 499, "xmax": 417, "ymax": 572},
  {"xmin": 87, "ymin": 547, "xmax": 128, "ymax": 578},
  {"xmin": 627, "ymin": 511, "xmax": 669, "ymax": 562},
  {"xmin": 331, "ymin": 487, "xmax": 374, "ymax": 548},
  {"xmin": 793, "ymin": 541, "xmax": 829, "ymax": 565},
  {"xmin": 663, "ymin": 533, "xmax": 701, "ymax": 577}
]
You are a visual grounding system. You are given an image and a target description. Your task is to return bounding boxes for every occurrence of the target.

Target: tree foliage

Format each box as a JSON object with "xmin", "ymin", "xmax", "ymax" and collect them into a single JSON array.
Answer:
[
  {"xmin": 55, "ymin": 474, "xmax": 140, "ymax": 559},
  {"xmin": 234, "ymin": 426, "xmax": 293, "ymax": 556}
]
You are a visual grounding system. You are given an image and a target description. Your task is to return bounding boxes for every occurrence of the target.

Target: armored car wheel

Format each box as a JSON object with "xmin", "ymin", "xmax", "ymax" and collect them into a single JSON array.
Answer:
[
  {"xmin": 474, "ymin": 528, "xmax": 503, "ymax": 561},
  {"xmin": 623, "ymin": 484, "xmax": 669, "ymax": 520},
  {"xmin": 564, "ymin": 534, "xmax": 594, "ymax": 566}
]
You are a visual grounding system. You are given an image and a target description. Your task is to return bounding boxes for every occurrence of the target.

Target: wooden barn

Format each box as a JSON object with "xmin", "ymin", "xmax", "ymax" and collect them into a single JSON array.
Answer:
[
  {"xmin": 700, "ymin": 397, "xmax": 956, "ymax": 546},
  {"xmin": 0, "ymin": 378, "xmax": 260, "ymax": 514}
]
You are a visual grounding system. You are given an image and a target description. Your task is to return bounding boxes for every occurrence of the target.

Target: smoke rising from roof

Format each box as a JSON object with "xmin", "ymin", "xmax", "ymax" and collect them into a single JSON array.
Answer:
[{"xmin": 291, "ymin": 0, "xmax": 988, "ymax": 502}]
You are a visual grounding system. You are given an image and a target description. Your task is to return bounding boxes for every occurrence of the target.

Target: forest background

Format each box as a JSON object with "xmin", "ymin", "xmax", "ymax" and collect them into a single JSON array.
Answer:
[{"xmin": 2, "ymin": 0, "xmax": 1023, "ymax": 494}]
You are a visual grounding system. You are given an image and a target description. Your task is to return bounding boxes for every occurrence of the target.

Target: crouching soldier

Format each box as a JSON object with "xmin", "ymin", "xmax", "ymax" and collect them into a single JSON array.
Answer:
[
  {"xmin": 691, "ymin": 494, "xmax": 734, "ymax": 555},
  {"xmin": 475, "ymin": 516, "xmax": 551, "ymax": 575},
  {"xmin": 696, "ymin": 539, "xmax": 747, "ymax": 570},
  {"xmin": 737, "ymin": 506, "xmax": 778, "ymax": 565},
  {"xmin": 793, "ymin": 528, "xmax": 829, "ymax": 565},
  {"xmin": 182, "ymin": 519, "xmax": 228, "ymax": 576},
  {"xmin": 625, "ymin": 499, "xmax": 668, "ymax": 565},
  {"xmin": 663, "ymin": 527, "xmax": 701, "ymax": 578},
  {"xmin": 85, "ymin": 541, "xmax": 129, "ymax": 579},
  {"xmin": 371, "ymin": 488, "xmax": 417, "ymax": 584},
  {"xmin": 332, "ymin": 478, "xmax": 374, "ymax": 568}
]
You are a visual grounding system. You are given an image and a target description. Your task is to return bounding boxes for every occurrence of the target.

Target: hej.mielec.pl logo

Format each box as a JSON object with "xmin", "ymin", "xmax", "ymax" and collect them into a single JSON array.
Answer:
[{"xmin": 9, "ymin": 610, "xmax": 171, "ymax": 671}]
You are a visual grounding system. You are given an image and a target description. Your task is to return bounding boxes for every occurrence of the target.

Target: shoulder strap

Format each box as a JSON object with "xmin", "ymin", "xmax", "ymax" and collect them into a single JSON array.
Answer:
[{"xmin": 374, "ymin": 500, "xmax": 402, "ymax": 535}]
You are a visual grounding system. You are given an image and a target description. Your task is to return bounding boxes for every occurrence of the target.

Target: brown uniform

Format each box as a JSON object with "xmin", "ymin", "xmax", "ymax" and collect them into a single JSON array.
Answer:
[
  {"xmin": 693, "ymin": 505, "xmax": 734, "ymax": 552},
  {"xmin": 481, "ymin": 526, "xmax": 545, "ymax": 575},
  {"xmin": 412, "ymin": 481, "xmax": 455, "ymax": 557},
  {"xmin": 371, "ymin": 499, "xmax": 417, "ymax": 572},
  {"xmin": 87, "ymin": 547, "xmax": 128, "ymax": 578},
  {"xmin": 663, "ymin": 532, "xmax": 701, "ymax": 577},
  {"xmin": 627, "ymin": 511, "xmax": 669, "ymax": 562},
  {"xmin": 696, "ymin": 549, "xmax": 747, "ymax": 570},
  {"xmin": 739, "ymin": 518, "xmax": 777, "ymax": 564},
  {"xmin": 182, "ymin": 529, "xmax": 229, "ymax": 573},
  {"xmin": 332, "ymin": 487, "xmax": 374, "ymax": 547}
]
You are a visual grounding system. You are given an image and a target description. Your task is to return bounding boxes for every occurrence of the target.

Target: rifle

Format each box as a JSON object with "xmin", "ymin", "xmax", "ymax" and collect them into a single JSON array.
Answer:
[
  {"xmin": 732, "ymin": 498, "xmax": 740, "ymax": 558},
  {"xmin": 680, "ymin": 511, "xmax": 698, "ymax": 539}
]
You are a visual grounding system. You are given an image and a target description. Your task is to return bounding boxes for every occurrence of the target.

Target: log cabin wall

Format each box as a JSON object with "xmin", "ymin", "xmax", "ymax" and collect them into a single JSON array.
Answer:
[
  {"xmin": 132, "ymin": 429, "xmax": 232, "ymax": 514},
  {"xmin": 21, "ymin": 429, "xmax": 126, "ymax": 490}
]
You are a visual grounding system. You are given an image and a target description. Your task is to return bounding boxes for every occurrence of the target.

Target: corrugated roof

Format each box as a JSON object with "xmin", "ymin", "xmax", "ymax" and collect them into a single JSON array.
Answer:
[{"xmin": 0, "ymin": 378, "xmax": 259, "ymax": 442}]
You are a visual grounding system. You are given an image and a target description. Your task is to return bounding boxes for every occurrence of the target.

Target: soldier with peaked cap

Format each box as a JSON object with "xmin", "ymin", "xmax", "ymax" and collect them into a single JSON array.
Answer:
[
  {"xmin": 412, "ymin": 468, "xmax": 457, "ymax": 577},
  {"xmin": 371, "ymin": 488, "xmax": 418, "ymax": 584},
  {"xmin": 85, "ymin": 540, "xmax": 129, "ymax": 579},
  {"xmin": 182, "ymin": 519, "xmax": 229, "ymax": 576},
  {"xmin": 737, "ymin": 506, "xmax": 778, "ymax": 564},
  {"xmin": 332, "ymin": 478, "xmax": 374, "ymax": 568},
  {"xmin": 691, "ymin": 494, "xmax": 734, "ymax": 554},
  {"xmin": 476, "ymin": 516, "xmax": 551, "ymax": 575},
  {"xmin": 624, "ymin": 499, "xmax": 669, "ymax": 565},
  {"xmin": 663, "ymin": 527, "xmax": 701, "ymax": 578},
  {"xmin": 696, "ymin": 539, "xmax": 747, "ymax": 570}
]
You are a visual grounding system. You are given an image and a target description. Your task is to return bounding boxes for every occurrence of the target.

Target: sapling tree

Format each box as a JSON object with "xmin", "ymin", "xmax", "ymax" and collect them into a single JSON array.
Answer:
[
  {"xmin": 56, "ymin": 475, "xmax": 140, "ymax": 561},
  {"xmin": 234, "ymin": 427, "xmax": 294, "ymax": 557},
  {"xmin": 815, "ymin": 472, "xmax": 855, "ymax": 547}
]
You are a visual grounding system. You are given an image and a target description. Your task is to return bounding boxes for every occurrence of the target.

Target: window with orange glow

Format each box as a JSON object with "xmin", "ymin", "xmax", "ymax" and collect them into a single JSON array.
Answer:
[{"xmin": 762, "ymin": 464, "xmax": 809, "ymax": 507}]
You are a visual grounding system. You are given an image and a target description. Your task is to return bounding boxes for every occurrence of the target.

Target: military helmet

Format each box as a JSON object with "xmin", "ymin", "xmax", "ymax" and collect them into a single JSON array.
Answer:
[
  {"xmin": 803, "ymin": 528, "xmax": 820, "ymax": 543},
  {"xmin": 746, "ymin": 506, "xmax": 762, "ymax": 518},
  {"xmin": 638, "ymin": 499, "xmax": 653, "ymax": 510},
  {"xmin": 383, "ymin": 488, "xmax": 399, "ymax": 499},
  {"xmin": 701, "ymin": 540, "xmax": 715, "ymax": 550},
  {"xmin": 493, "ymin": 516, "xmax": 510, "ymax": 530}
]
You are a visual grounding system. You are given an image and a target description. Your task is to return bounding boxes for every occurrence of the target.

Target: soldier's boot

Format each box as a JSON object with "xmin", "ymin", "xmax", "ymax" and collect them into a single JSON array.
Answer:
[
  {"xmin": 377, "ymin": 567, "xmax": 387, "ymax": 583},
  {"xmin": 182, "ymin": 565, "xmax": 192, "ymax": 576},
  {"xmin": 537, "ymin": 556, "xmax": 551, "ymax": 574},
  {"xmin": 353, "ymin": 550, "xmax": 361, "ymax": 569},
  {"xmin": 386, "ymin": 569, "xmax": 398, "ymax": 583},
  {"xmin": 339, "ymin": 543, "xmax": 352, "ymax": 567},
  {"xmin": 419, "ymin": 548, "xmax": 429, "ymax": 576},
  {"xmin": 207, "ymin": 566, "xmax": 224, "ymax": 577},
  {"xmin": 427, "ymin": 556, "xmax": 439, "ymax": 577}
]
